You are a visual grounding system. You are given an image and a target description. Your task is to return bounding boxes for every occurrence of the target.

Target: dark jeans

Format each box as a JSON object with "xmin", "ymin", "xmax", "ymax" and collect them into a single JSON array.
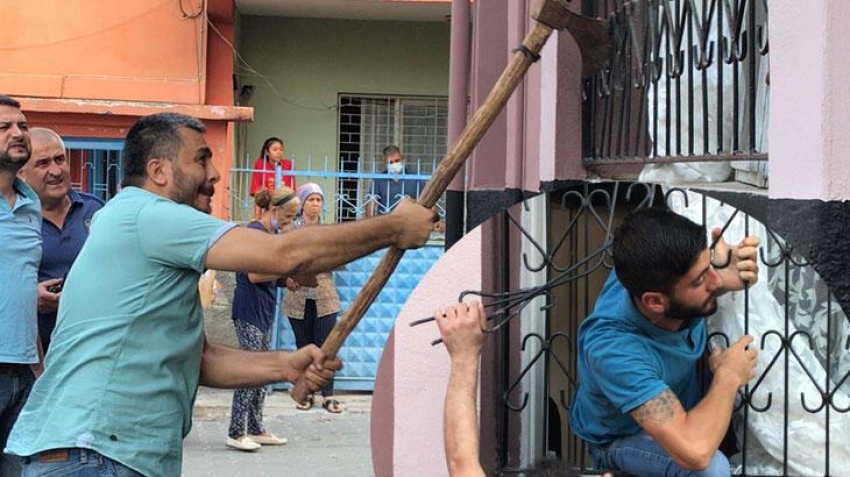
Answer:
[
  {"xmin": 1, "ymin": 364, "xmax": 34, "ymax": 477},
  {"xmin": 21, "ymin": 448, "xmax": 143, "ymax": 477},
  {"xmin": 288, "ymin": 300, "xmax": 338, "ymax": 397}
]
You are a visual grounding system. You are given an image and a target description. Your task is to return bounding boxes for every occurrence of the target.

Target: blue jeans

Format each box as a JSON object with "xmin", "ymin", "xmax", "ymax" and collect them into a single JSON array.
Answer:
[
  {"xmin": 589, "ymin": 432, "xmax": 731, "ymax": 477},
  {"xmin": 1, "ymin": 366, "xmax": 34, "ymax": 477},
  {"xmin": 21, "ymin": 448, "xmax": 143, "ymax": 477}
]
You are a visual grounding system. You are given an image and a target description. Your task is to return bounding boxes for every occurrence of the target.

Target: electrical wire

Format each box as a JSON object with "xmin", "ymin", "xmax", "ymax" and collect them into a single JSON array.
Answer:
[{"xmin": 206, "ymin": 17, "xmax": 337, "ymax": 112}]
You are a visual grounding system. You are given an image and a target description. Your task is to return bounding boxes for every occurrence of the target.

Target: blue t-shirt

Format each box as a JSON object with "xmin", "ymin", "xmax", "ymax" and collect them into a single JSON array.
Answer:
[
  {"xmin": 231, "ymin": 220, "xmax": 278, "ymax": 333},
  {"xmin": 569, "ymin": 271, "xmax": 706, "ymax": 445},
  {"xmin": 0, "ymin": 178, "xmax": 41, "ymax": 364},
  {"xmin": 38, "ymin": 189, "xmax": 104, "ymax": 351},
  {"xmin": 7, "ymin": 187, "xmax": 237, "ymax": 477},
  {"xmin": 370, "ymin": 168, "xmax": 426, "ymax": 214}
]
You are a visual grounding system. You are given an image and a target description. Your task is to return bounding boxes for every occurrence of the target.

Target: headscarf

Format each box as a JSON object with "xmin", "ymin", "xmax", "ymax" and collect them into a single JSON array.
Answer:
[{"xmin": 296, "ymin": 182, "xmax": 324, "ymax": 215}]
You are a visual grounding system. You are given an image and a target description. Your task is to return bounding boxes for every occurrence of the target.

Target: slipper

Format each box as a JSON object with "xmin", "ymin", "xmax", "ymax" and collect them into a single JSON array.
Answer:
[
  {"xmin": 296, "ymin": 395, "xmax": 314, "ymax": 411},
  {"xmin": 226, "ymin": 436, "xmax": 260, "ymax": 452},
  {"xmin": 322, "ymin": 398, "xmax": 343, "ymax": 414},
  {"xmin": 249, "ymin": 433, "xmax": 287, "ymax": 445}
]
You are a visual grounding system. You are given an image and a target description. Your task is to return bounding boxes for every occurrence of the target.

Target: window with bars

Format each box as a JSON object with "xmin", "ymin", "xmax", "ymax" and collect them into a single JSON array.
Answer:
[
  {"xmin": 337, "ymin": 94, "xmax": 448, "ymax": 222},
  {"xmin": 582, "ymin": 0, "xmax": 769, "ymax": 187},
  {"xmin": 64, "ymin": 138, "xmax": 123, "ymax": 202}
]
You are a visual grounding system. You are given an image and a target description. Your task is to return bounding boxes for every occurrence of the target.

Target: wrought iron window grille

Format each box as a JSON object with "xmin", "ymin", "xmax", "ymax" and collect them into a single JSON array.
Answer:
[
  {"xmin": 422, "ymin": 182, "xmax": 848, "ymax": 476},
  {"xmin": 582, "ymin": 0, "xmax": 769, "ymax": 185}
]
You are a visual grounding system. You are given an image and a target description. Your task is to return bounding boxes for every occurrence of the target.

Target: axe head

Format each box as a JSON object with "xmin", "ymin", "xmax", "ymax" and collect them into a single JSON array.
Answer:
[{"xmin": 532, "ymin": 0, "xmax": 610, "ymax": 76}]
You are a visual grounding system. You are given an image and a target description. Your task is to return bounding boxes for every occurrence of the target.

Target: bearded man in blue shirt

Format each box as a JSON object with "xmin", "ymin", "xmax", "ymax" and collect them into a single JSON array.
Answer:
[
  {"xmin": 570, "ymin": 208, "xmax": 761, "ymax": 477},
  {"xmin": 0, "ymin": 94, "xmax": 40, "ymax": 477}
]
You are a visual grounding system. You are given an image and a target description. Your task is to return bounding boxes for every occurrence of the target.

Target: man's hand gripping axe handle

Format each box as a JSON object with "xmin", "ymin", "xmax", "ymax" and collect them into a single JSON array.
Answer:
[{"xmin": 290, "ymin": 0, "xmax": 608, "ymax": 404}]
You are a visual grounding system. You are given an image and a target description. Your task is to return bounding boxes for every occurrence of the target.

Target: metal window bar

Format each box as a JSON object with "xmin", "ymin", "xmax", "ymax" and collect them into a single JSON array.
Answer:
[
  {"xmin": 337, "ymin": 94, "xmax": 448, "ymax": 222},
  {"xmin": 437, "ymin": 182, "xmax": 846, "ymax": 476},
  {"xmin": 64, "ymin": 138, "xmax": 124, "ymax": 201},
  {"xmin": 582, "ymin": 0, "xmax": 769, "ymax": 176}
]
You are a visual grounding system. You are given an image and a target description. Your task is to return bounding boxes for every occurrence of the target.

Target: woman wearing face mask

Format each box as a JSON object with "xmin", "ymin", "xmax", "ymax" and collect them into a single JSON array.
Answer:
[
  {"xmin": 249, "ymin": 136, "xmax": 295, "ymax": 197},
  {"xmin": 226, "ymin": 187, "xmax": 300, "ymax": 452},
  {"xmin": 283, "ymin": 183, "xmax": 344, "ymax": 413}
]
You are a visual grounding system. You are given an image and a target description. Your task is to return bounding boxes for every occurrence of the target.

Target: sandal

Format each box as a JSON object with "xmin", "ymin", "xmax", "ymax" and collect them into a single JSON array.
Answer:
[
  {"xmin": 322, "ymin": 398, "xmax": 343, "ymax": 414},
  {"xmin": 296, "ymin": 394, "xmax": 314, "ymax": 411}
]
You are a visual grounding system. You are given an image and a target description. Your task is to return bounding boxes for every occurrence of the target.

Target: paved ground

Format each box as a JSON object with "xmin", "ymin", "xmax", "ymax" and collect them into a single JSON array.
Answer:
[
  {"xmin": 184, "ymin": 387, "xmax": 375, "ymax": 477},
  {"xmin": 190, "ymin": 274, "xmax": 375, "ymax": 476}
]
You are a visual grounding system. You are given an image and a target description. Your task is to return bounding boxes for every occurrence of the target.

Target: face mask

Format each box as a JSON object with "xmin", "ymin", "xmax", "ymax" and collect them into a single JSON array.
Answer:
[{"xmin": 387, "ymin": 162, "xmax": 403, "ymax": 174}]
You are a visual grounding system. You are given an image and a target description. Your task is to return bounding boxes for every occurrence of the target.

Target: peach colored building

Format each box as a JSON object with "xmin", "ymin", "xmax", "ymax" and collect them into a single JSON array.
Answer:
[{"xmin": 2, "ymin": 0, "xmax": 251, "ymax": 218}]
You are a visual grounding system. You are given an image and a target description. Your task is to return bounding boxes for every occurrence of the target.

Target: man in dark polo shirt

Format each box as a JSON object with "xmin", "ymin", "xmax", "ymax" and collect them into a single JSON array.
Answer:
[{"xmin": 18, "ymin": 128, "xmax": 103, "ymax": 352}]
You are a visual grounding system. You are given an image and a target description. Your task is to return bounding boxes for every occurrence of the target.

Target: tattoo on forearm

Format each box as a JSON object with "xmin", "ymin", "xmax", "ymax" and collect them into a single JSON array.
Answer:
[{"xmin": 633, "ymin": 389, "xmax": 677, "ymax": 425}]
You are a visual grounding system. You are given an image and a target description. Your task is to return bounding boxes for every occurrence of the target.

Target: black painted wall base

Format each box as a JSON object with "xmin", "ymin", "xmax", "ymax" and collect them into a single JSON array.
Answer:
[{"xmin": 466, "ymin": 188, "xmax": 538, "ymax": 233}]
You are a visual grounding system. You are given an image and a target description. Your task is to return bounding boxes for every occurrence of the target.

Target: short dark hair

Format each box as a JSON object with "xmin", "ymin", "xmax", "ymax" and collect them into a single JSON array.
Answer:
[
  {"xmin": 121, "ymin": 113, "xmax": 205, "ymax": 188},
  {"xmin": 0, "ymin": 95, "xmax": 21, "ymax": 109},
  {"xmin": 382, "ymin": 145, "xmax": 400, "ymax": 158},
  {"xmin": 612, "ymin": 207, "xmax": 706, "ymax": 297},
  {"xmin": 260, "ymin": 136, "xmax": 283, "ymax": 159}
]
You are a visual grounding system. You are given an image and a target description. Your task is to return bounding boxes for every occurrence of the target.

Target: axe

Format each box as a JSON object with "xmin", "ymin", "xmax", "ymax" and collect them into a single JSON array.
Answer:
[{"xmin": 291, "ymin": 0, "xmax": 609, "ymax": 403}]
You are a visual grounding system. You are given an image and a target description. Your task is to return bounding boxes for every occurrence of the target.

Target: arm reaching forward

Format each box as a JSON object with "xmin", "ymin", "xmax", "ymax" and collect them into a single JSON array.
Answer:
[
  {"xmin": 205, "ymin": 199, "xmax": 436, "ymax": 276},
  {"xmin": 437, "ymin": 302, "xmax": 487, "ymax": 477}
]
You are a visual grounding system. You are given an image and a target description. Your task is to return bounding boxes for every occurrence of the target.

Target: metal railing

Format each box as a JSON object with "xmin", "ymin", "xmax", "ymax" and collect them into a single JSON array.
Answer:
[{"xmin": 229, "ymin": 154, "xmax": 446, "ymax": 242}]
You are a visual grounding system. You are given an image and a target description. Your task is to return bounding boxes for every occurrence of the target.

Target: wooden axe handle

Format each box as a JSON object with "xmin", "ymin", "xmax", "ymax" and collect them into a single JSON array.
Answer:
[{"xmin": 290, "ymin": 20, "xmax": 554, "ymax": 404}]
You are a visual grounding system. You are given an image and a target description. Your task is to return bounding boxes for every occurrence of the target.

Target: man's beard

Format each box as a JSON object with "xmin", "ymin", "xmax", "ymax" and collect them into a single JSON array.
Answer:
[
  {"xmin": 666, "ymin": 294, "xmax": 718, "ymax": 323},
  {"xmin": 0, "ymin": 149, "xmax": 30, "ymax": 173},
  {"xmin": 170, "ymin": 164, "xmax": 214, "ymax": 212}
]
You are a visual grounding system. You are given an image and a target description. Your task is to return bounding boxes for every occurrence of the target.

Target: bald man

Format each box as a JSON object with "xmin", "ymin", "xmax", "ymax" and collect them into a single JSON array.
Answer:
[{"xmin": 18, "ymin": 128, "xmax": 103, "ymax": 353}]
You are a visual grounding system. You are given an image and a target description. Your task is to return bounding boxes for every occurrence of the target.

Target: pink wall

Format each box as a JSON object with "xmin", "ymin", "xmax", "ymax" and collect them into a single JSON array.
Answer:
[
  {"xmin": 371, "ymin": 227, "xmax": 482, "ymax": 476},
  {"xmin": 770, "ymin": 0, "xmax": 850, "ymax": 200},
  {"xmin": 466, "ymin": 0, "xmax": 585, "ymax": 193},
  {"xmin": 468, "ymin": 1, "xmax": 509, "ymax": 191}
]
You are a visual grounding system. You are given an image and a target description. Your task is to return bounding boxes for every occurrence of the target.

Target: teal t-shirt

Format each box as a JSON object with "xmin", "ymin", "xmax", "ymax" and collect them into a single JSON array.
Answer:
[
  {"xmin": 0, "ymin": 178, "xmax": 41, "ymax": 364},
  {"xmin": 7, "ymin": 187, "xmax": 237, "ymax": 476},
  {"xmin": 569, "ymin": 271, "xmax": 706, "ymax": 445}
]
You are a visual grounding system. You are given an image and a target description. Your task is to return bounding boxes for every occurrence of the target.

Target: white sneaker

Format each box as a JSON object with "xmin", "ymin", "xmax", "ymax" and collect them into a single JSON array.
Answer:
[
  {"xmin": 249, "ymin": 433, "xmax": 287, "ymax": 445},
  {"xmin": 226, "ymin": 436, "xmax": 261, "ymax": 451}
]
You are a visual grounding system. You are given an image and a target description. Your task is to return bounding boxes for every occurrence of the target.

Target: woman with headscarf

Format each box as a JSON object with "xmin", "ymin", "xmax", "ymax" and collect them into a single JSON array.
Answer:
[
  {"xmin": 226, "ymin": 186, "xmax": 300, "ymax": 451},
  {"xmin": 283, "ymin": 183, "xmax": 344, "ymax": 413}
]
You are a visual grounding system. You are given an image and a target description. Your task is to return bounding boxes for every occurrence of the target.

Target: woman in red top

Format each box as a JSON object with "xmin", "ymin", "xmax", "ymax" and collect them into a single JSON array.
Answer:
[{"xmin": 250, "ymin": 136, "xmax": 295, "ymax": 196}]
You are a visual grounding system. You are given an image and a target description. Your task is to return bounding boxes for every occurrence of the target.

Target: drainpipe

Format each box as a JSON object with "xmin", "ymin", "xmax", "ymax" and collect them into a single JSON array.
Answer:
[{"xmin": 445, "ymin": 0, "xmax": 471, "ymax": 250}]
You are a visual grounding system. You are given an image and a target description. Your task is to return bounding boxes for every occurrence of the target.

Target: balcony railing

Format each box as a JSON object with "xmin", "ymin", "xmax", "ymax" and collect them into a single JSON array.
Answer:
[{"xmin": 582, "ymin": 0, "xmax": 769, "ymax": 186}]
